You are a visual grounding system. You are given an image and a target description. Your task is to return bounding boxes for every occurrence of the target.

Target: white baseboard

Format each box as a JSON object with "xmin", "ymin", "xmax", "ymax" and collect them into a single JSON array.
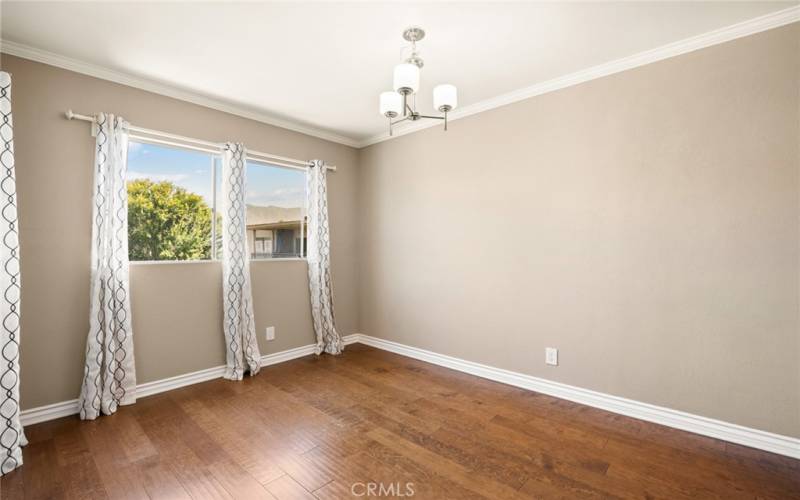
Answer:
[
  {"xmin": 20, "ymin": 336, "xmax": 360, "ymax": 426},
  {"xmin": 350, "ymin": 334, "xmax": 800, "ymax": 460},
  {"xmin": 20, "ymin": 333, "xmax": 798, "ymax": 460},
  {"xmin": 19, "ymin": 399, "xmax": 80, "ymax": 427}
]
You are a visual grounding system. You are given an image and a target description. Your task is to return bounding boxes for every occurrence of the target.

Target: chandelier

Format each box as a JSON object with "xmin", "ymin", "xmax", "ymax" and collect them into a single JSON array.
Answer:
[{"xmin": 378, "ymin": 27, "xmax": 458, "ymax": 136}]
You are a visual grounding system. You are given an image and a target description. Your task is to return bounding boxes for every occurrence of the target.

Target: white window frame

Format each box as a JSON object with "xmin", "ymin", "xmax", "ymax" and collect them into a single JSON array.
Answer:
[{"xmin": 127, "ymin": 138, "xmax": 308, "ymax": 265}]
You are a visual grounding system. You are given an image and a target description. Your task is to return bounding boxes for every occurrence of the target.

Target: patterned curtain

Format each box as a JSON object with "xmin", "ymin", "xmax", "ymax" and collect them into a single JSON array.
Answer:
[
  {"xmin": 0, "ymin": 71, "xmax": 26, "ymax": 475},
  {"xmin": 307, "ymin": 160, "xmax": 343, "ymax": 355},
  {"xmin": 79, "ymin": 113, "xmax": 137, "ymax": 420},
  {"xmin": 221, "ymin": 143, "xmax": 260, "ymax": 380}
]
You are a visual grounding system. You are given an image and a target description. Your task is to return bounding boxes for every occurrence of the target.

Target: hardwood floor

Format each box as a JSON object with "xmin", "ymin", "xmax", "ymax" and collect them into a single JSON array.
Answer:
[{"xmin": 2, "ymin": 343, "xmax": 798, "ymax": 499}]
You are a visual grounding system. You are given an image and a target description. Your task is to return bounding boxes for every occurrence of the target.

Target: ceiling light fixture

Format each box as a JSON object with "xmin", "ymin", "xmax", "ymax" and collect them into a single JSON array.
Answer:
[{"xmin": 378, "ymin": 26, "xmax": 458, "ymax": 136}]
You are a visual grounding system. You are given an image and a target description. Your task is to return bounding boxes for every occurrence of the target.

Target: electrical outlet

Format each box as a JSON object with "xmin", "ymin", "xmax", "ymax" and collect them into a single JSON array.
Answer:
[
  {"xmin": 266, "ymin": 326, "xmax": 275, "ymax": 341},
  {"xmin": 545, "ymin": 347, "xmax": 558, "ymax": 366}
]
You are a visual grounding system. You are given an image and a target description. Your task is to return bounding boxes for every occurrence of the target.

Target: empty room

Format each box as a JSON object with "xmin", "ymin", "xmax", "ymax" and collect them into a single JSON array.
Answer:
[{"xmin": 0, "ymin": 1, "xmax": 798, "ymax": 498}]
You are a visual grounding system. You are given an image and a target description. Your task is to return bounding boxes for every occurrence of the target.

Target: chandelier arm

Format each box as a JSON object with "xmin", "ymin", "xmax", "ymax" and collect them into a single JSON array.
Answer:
[
  {"xmin": 417, "ymin": 115, "xmax": 445, "ymax": 120},
  {"xmin": 390, "ymin": 116, "xmax": 410, "ymax": 126}
]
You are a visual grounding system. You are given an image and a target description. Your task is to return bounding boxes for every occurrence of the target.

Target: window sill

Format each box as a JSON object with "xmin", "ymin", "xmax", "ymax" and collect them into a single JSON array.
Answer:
[
  {"xmin": 130, "ymin": 258, "xmax": 307, "ymax": 265},
  {"xmin": 130, "ymin": 260, "xmax": 216, "ymax": 266},
  {"xmin": 252, "ymin": 257, "xmax": 307, "ymax": 263}
]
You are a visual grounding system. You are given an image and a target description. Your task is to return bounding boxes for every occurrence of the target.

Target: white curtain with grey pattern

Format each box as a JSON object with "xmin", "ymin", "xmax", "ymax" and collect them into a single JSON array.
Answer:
[
  {"xmin": 0, "ymin": 71, "xmax": 26, "ymax": 476},
  {"xmin": 307, "ymin": 160, "xmax": 343, "ymax": 355},
  {"xmin": 221, "ymin": 143, "xmax": 261, "ymax": 379},
  {"xmin": 79, "ymin": 113, "xmax": 137, "ymax": 420}
]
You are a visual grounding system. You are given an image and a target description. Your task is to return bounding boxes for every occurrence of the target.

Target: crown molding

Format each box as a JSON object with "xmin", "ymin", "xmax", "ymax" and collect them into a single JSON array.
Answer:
[
  {"xmin": 0, "ymin": 40, "xmax": 362, "ymax": 148},
  {"xmin": 2, "ymin": 6, "xmax": 798, "ymax": 150},
  {"xmin": 358, "ymin": 5, "xmax": 800, "ymax": 148}
]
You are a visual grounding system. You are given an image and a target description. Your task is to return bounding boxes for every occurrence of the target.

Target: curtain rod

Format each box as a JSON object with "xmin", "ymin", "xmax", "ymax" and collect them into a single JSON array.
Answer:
[{"xmin": 65, "ymin": 110, "xmax": 336, "ymax": 172}]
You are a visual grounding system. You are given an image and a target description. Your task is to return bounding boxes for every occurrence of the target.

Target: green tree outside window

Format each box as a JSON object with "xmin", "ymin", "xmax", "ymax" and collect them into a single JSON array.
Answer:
[{"xmin": 127, "ymin": 179, "xmax": 214, "ymax": 261}]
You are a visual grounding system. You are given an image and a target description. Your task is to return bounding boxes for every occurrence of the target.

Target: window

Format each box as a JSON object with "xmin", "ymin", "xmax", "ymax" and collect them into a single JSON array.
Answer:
[
  {"xmin": 126, "ymin": 140, "xmax": 307, "ymax": 262},
  {"xmin": 245, "ymin": 161, "xmax": 307, "ymax": 259},
  {"xmin": 127, "ymin": 141, "xmax": 218, "ymax": 261}
]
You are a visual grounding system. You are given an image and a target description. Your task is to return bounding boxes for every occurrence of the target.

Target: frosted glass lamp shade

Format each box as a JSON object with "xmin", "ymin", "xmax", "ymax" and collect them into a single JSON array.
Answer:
[
  {"xmin": 434, "ymin": 84, "xmax": 458, "ymax": 112},
  {"xmin": 393, "ymin": 63, "xmax": 420, "ymax": 95},
  {"xmin": 379, "ymin": 91, "xmax": 402, "ymax": 118}
]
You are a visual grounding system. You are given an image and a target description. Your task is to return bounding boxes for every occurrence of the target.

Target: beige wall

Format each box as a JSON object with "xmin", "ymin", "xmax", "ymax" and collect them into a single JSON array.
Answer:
[
  {"xmin": 3, "ymin": 23, "xmax": 799, "ymax": 438},
  {"xmin": 0, "ymin": 54, "xmax": 360, "ymax": 409},
  {"xmin": 358, "ymin": 25, "xmax": 800, "ymax": 437}
]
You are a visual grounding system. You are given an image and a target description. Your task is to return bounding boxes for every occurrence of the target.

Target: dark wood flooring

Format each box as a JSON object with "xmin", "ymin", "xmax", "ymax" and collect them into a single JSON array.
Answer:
[{"xmin": 2, "ymin": 343, "xmax": 798, "ymax": 499}]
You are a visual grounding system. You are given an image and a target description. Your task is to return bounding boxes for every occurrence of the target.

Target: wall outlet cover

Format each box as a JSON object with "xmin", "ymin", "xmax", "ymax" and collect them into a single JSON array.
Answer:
[
  {"xmin": 266, "ymin": 326, "xmax": 276, "ymax": 341},
  {"xmin": 545, "ymin": 347, "xmax": 558, "ymax": 366}
]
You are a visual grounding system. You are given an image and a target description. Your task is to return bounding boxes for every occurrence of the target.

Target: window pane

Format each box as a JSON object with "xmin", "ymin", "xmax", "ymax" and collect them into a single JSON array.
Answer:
[
  {"xmin": 245, "ymin": 162, "xmax": 306, "ymax": 259},
  {"xmin": 127, "ymin": 141, "xmax": 215, "ymax": 261}
]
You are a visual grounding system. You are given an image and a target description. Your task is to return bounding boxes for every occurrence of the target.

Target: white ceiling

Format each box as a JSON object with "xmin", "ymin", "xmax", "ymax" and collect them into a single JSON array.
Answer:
[{"xmin": 1, "ymin": 1, "xmax": 796, "ymax": 146}]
